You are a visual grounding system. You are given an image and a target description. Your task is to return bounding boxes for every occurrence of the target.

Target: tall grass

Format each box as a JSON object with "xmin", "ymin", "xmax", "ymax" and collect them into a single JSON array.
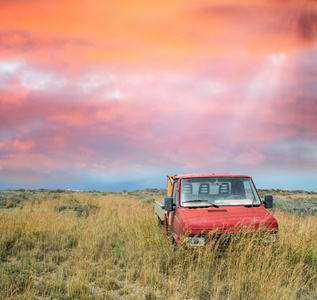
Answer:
[{"xmin": 0, "ymin": 194, "xmax": 316, "ymax": 299}]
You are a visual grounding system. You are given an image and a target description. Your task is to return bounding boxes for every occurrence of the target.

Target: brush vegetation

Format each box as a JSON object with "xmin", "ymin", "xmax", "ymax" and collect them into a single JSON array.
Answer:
[{"xmin": 0, "ymin": 189, "xmax": 316, "ymax": 299}]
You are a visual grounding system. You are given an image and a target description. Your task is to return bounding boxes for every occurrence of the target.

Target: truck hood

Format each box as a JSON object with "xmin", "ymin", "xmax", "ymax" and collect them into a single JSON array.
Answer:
[{"xmin": 181, "ymin": 206, "xmax": 278, "ymax": 234}]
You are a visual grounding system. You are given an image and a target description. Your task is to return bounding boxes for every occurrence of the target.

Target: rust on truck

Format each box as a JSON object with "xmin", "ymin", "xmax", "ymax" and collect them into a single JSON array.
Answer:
[
  {"xmin": 155, "ymin": 173, "xmax": 278, "ymax": 250},
  {"xmin": 167, "ymin": 175, "xmax": 174, "ymax": 197}
]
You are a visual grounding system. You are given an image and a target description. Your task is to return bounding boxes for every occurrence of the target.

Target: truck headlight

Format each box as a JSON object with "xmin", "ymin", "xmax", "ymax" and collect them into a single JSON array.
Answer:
[{"xmin": 184, "ymin": 236, "xmax": 205, "ymax": 247}]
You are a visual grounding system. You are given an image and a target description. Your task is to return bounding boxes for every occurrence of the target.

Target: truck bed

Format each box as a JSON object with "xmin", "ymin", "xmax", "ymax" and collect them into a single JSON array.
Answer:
[{"xmin": 154, "ymin": 200, "xmax": 166, "ymax": 221}]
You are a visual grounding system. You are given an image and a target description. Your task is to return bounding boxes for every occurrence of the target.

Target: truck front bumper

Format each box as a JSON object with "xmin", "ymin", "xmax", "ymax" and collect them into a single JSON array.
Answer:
[{"xmin": 178, "ymin": 231, "xmax": 279, "ymax": 251}]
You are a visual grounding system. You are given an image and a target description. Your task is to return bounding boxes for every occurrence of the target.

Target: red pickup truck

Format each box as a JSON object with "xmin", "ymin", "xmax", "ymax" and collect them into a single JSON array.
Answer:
[{"xmin": 154, "ymin": 173, "xmax": 278, "ymax": 249}]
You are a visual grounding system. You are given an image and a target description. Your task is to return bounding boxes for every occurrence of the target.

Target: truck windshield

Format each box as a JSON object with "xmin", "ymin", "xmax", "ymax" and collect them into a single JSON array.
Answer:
[{"xmin": 180, "ymin": 177, "xmax": 261, "ymax": 207}]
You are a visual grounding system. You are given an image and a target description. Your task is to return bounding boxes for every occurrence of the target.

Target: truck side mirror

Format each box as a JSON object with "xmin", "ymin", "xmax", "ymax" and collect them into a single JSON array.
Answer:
[
  {"xmin": 164, "ymin": 197, "xmax": 175, "ymax": 211},
  {"xmin": 264, "ymin": 195, "xmax": 273, "ymax": 209}
]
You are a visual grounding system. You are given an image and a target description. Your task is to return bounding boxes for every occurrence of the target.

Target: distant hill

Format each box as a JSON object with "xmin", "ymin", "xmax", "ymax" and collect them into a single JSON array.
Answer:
[{"xmin": 1, "ymin": 188, "xmax": 316, "ymax": 215}]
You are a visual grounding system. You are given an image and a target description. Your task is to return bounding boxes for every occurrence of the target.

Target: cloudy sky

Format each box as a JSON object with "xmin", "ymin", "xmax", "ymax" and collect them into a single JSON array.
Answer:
[{"xmin": 0, "ymin": 0, "xmax": 316, "ymax": 191}]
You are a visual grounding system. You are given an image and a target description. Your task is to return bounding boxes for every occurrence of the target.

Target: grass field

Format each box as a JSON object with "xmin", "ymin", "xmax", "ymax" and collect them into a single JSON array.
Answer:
[{"xmin": 0, "ymin": 189, "xmax": 316, "ymax": 299}]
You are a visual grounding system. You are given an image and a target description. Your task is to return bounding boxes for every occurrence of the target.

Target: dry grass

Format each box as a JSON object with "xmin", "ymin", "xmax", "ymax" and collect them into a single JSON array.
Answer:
[{"xmin": 0, "ymin": 193, "xmax": 316, "ymax": 299}]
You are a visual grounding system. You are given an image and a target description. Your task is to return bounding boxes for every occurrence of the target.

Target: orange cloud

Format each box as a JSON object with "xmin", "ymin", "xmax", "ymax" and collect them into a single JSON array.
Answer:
[{"xmin": 1, "ymin": 0, "xmax": 316, "ymax": 68}]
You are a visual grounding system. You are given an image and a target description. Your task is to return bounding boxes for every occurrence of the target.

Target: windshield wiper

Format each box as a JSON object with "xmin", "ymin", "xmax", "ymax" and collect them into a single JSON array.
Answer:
[
  {"xmin": 183, "ymin": 200, "xmax": 219, "ymax": 208},
  {"xmin": 244, "ymin": 203, "xmax": 261, "ymax": 207}
]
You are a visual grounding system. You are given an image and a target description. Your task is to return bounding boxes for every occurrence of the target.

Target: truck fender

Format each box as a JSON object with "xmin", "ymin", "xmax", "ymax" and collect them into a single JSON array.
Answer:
[{"xmin": 173, "ymin": 233, "xmax": 180, "ymax": 244}]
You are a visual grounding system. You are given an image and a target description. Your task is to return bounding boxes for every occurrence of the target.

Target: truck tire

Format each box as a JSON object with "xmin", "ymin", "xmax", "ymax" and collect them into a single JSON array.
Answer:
[
  {"xmin": 157, "ymin": 216, "xmax": 163, "ymax": 227},
  {"xmin": 173, "ymin": 239, "xmax": 178, "ymax": 252}
]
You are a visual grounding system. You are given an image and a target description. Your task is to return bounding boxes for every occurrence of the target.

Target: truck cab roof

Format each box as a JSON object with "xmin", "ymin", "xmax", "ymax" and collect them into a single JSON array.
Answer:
[{"xmin": 173, "ymin": 173, "xmax": 251, "ymax": 179}]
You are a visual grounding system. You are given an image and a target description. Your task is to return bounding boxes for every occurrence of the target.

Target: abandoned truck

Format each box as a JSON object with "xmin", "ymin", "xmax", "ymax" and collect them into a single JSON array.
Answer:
[{"xmin": 155, "ymin": 173, "xmax": 278, "ymax": 249}]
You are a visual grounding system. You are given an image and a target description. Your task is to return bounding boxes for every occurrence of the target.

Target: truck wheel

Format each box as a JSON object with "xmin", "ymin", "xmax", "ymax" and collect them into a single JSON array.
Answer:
[
  {"xmin": 163, "ymin": 217, "xmax": 169, "ymax": 235},
  {"xmin": 173, "ymin": 239, "xmax": 178, "ymax": 252},
  {"xmin": 157, "ymin": 217, "xmax": 163, "ymax": 227}
]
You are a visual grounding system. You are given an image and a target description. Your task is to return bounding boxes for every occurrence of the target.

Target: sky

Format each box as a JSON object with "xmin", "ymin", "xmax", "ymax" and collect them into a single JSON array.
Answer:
[{"xmin": 0, "ymin": 0, "xmax": 316, "ymax": 191}]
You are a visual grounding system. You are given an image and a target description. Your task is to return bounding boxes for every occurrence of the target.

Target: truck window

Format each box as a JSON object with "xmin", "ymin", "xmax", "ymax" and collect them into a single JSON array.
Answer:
[{"xmin": 172, "ymin": 181, "xmax": 178, "ymax": 206}]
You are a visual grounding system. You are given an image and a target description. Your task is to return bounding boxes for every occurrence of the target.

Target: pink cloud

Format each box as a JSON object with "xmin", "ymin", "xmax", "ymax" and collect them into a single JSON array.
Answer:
[{"xmin": 1, "ymin": 56, "xmax": 316, "ymax": 172}]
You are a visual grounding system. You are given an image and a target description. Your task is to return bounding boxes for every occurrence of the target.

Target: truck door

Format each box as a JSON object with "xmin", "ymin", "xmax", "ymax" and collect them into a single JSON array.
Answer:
[
  {"xmin": 168, "ymin": 181, "xmax": 178, "ymax": 227},
  {"xmin": 169, "ymin": 180, "xmax": 184, "ymax": 236}
]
